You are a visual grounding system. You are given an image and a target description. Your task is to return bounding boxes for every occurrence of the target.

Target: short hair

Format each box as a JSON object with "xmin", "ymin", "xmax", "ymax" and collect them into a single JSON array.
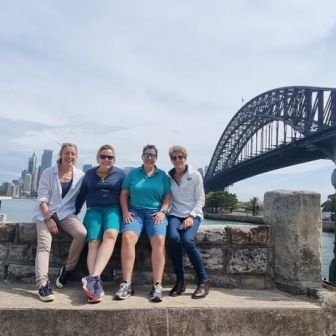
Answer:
[
  {"xmin": 142, "ymin": 144, "xmax": 158, "ymax": 156},
  {"xmin": 57, "ymin": 143, "xmax": 78, "ymax": 164},
  {"xmin": 169, "ymin": 145, "xmax": 188, "ymax": 159},
  {"xmin": 96, "ymin": 144, "xmax": 116, "ymax": 162}
]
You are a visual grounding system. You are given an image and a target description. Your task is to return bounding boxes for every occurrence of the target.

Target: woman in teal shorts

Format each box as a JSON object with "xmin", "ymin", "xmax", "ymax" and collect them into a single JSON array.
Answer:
[{"xmin": 76, "ymin": 144, "xmax": 125, "ymax": 303}]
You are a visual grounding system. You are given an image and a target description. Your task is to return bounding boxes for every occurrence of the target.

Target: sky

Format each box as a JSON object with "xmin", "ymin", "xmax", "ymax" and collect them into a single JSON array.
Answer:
[{"xmin": 0, "ymin": 0, "xmax": 336, "ymax": 202}]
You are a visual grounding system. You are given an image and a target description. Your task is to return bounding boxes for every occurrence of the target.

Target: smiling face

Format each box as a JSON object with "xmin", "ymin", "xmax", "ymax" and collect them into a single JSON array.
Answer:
[
  {"xmin": 98, "ymin": 148, "xmax": 115, "ymax": 170},
  {"xmin": 142, "ymin": 147, "xmax": 157, "ymax": 170},
  {"xmin": 60, "ymin": 145, "xmax": 77, "ymax": 168},
  {"xmin": 170, "ymin": 151, "xmax": 187, "ymax": 170}
]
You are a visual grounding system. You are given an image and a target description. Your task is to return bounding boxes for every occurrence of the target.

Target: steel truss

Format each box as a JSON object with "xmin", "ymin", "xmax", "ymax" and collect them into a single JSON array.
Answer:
[{"xmin": 206, "ymin": 86, "xmax": 336, "ymax": 181}]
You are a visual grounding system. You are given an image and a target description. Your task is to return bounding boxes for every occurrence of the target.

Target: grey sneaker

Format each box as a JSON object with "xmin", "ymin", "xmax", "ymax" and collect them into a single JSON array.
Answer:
[
  {"xmin": 81, "ymin": 275, "xmax": 97, "ymax": 299},
  {"xmin": 88, "ymin": 278, "xmax": 105, "ymax": 304},
  {"xmin": 150, "ymin": 282, "xmax": 163, "ymax": 302},
  {"xmin": 114, "ymin": 281, "xmax": 134, "ymax": 300}
]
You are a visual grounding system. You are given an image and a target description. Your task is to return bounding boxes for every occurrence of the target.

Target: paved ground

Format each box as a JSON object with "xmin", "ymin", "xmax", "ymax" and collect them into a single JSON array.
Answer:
[{"xmin": 0, "ymin": 281, "xmax": 322, "ymax": 310}]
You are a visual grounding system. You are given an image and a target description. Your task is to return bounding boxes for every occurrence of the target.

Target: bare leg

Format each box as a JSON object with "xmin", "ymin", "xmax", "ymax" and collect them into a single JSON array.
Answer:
[
  {"xmin": 92, "ymin": 229, "xmax": 118, "ymax": 276},
  {"xmin": 121, "ymin": 231, "xmax": 139, "ymax": 282},
  {"xmin": 150, "ymin": 235, "xmax": 166, "ymax": 283},
  {"xmin": 87, "ymin": 240, "xmax": 101, "ymax": 274}
]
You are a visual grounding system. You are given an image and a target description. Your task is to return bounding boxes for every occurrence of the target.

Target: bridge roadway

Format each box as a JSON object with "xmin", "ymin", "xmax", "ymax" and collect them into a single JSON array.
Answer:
[
  {"xmin": 0, "ymin": 281, "xmax": 335, "ymax": 335},
  {"xmin": 205, "ymin": 125, "xmax": 336, "ymax": 192}
]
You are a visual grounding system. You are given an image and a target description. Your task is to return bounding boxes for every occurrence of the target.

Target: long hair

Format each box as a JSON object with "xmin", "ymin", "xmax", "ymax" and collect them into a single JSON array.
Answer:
[{"xmin": 57, "ymin": 143, "xmax": 78, "ymax": 164}]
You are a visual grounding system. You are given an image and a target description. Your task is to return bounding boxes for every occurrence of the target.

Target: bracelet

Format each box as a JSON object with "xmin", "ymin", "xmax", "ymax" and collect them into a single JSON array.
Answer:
[{"xmin": 160, "ymin": 208, "xmax": 168, "ymax": 214}]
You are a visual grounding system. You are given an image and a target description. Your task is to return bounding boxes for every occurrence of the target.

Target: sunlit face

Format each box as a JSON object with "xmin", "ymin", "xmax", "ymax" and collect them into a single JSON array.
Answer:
[
  {"xmin": 60, "ymin": 146, "xmax": 77, "ymax": 167},
  {"xmin": 98, "ymin": 149, "xmax": 115, "ymax": 169},
  {"xmin": 170, "ymin": 151, "xmax": 186, "ymax": 169},
  {"xmin": 142, "ymin": 148, "xmax": 157, "ymax": 168}
]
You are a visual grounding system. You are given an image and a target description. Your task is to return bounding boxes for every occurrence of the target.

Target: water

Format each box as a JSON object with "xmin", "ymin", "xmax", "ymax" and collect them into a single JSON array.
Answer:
[{"xmin": 0, "ymin": 198, "xmax": 334, "ymax": 279}]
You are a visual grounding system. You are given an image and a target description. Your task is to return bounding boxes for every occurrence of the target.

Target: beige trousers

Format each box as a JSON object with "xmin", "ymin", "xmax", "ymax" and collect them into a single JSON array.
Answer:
[{"xmin": 35, "ymin": 214, "xmax": 87, "ymax": 288}]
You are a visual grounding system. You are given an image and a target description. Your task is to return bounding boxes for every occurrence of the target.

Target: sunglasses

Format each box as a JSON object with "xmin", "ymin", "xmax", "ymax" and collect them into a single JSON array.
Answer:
[
  {"xmin": 143, "ymin": 153, "xmax": 157, "ymax": 159},
  {"xmin": 99, "ymin": 154, "xmax": 114, "ymax": 160},
  {"xmin": 171, "ymin": 155, "xmax": 185, "ymax": 161}
]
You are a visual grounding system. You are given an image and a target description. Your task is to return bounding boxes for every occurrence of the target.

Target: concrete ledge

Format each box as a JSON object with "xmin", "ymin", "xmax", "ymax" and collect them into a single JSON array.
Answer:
[{"xmin": 0, "ymin": 282, "xmax": 335, "ymax": 336}]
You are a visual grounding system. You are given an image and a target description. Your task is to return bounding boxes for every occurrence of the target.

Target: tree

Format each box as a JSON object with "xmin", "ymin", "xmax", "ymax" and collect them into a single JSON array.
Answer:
[
  {"xmin": 248, "ymin": 197, "xmax": 260, "ymax": 216},
  {"xmin": 205, "ymin": 191, "xmax": 238, "ymax": 213},
  {"xmin": 322, "ymin": 194, "xmax": 336, "ymax": 212}
]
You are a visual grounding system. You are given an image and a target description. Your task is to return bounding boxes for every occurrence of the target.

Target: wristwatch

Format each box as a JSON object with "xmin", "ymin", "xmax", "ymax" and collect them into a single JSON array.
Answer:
[
  {"xmin": 160, "ymin": 208, "xmax": 168, "ymax": 214},
  {"xmin": 43, "ymin": 217, "xmax": 50, "ymax": 224}
]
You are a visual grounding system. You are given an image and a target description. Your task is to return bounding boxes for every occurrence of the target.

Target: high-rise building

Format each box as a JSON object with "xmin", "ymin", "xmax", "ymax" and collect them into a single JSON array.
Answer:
[
  {"xmin": 83, "ymin": 164, "xmax": 93, "ymax": 173},
  {"xmin": 28, "ymin": 153, "xmax": 37, "ymax": 194},
  {"xmin": 40, "ymin": 150, "xmax": 53, "ymax": 174},
  {"xmin": 38, "ymin": 149, "xmax": 53, "ymax": 187},
  {"xmin": 23, "ymin": 173, "xmax": 32, "ymax": 195}
]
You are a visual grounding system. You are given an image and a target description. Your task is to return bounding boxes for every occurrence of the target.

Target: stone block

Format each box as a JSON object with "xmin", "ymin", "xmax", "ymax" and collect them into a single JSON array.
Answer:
[
  {"xmin": 7, "ymin": 264, "xmax": 35, "ymax": 282},
  {"xmin": 228, "ymin": 225, "xmax": 269, "ymax": 246},
  {"xmin": 6, "ymin": 264, "xmax": 60, "ymax": 283},
  {"xmin": 209, "ymin": 274, "xmax": 241, "ymax": 288},
  {"xmin": 197, "ymin": 226, "xmax": 229, "ymax": 245},
  {"xmin": 240, "ymin": 275, "xmax": 272, "ymax": 289},
  {"xmin": 17, "ymin": 223, "xmax": 36, "ymax": 244},
  {"xmin": 0, "ymin": 223, "xmax": 16, "ymax": 242},
  {"xmin": 226, "ymin": 247, "xmax": 267, "ymax": 274},
  {"xmin": 201, "ymin": 247, "xmax": 223, "ymax": 271},
  {"xmin": 264, "ymin": 190, "xmax": 322, "ymax": 289},
  {"xmin": 7, "ymin": 245, "xmax": 31, "ymax": 264},
  {"xmin": 0, "ymin": 243, "xmax": 7, "ymax": 264}
]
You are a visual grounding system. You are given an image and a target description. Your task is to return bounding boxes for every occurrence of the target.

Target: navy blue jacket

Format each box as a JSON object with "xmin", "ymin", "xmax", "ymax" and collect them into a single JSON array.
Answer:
[{"xmin": 75, "ymin": 166, "xmax": 125, "ymax": 213}]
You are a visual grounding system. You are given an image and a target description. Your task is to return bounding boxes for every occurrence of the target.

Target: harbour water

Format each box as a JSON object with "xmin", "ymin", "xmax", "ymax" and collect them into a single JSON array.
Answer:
[{"xmin": 0, "ymin": 198, "xmax": 334, "ymax": 280}]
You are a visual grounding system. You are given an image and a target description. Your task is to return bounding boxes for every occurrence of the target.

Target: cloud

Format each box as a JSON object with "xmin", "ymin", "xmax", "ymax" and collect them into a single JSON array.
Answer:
[{"xmin": 0, "ymin": 0, "xmax": 336, "ymax": 202}]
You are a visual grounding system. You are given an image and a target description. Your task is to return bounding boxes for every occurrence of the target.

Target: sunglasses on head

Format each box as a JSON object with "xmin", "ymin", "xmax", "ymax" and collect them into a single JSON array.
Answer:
[
  {"xmin": 99, "ymin": 154, "xmax": 114, "ymax": 160},
  {"xmin": 171, "ymin": 155, "xmax": 184, "ymax": 161},
  {"xmin": 143, "ymin": 153, "xmax": 157, "ymax": 159}
]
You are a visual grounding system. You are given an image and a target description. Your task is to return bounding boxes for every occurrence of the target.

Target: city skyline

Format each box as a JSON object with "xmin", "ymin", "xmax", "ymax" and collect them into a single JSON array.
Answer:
[{"xmin": 0, "ymin": 1, "xmax": 336, "ymax": 201}]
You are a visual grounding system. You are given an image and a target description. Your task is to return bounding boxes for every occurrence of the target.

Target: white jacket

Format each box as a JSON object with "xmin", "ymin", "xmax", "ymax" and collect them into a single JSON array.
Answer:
[
  {"xmin": 168, "ymin": 166, "xmax": 205, "ymax": 219},
  {"xmin": 33, "ymin": 165, "xmax": 84, "ymax": 221}
]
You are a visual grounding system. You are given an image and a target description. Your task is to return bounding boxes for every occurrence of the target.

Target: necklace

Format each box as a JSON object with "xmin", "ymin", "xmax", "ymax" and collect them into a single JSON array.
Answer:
[
  {"xmin": 59, "ymin": 167, "xmax": 73, "ymax": 183},
  {"xmin": 97, "ymin": 168, "xmax": 110, "ymax": 180}
]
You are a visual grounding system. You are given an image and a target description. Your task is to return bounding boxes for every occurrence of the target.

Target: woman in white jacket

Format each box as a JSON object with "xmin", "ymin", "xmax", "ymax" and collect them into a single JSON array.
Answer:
[
  {"xmin": 33, "ymin": 143, "xmax": 86, "ymax": 302},
  {"xmin": 167, "ymin": 145, "xmax": 209, "ymax": 299}
]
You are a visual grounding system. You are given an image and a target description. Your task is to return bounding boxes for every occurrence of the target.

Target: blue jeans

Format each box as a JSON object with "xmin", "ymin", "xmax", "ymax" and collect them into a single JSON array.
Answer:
[{"xmin": 167, "ymin": 216, "xmax": 208, "ymax": 284}]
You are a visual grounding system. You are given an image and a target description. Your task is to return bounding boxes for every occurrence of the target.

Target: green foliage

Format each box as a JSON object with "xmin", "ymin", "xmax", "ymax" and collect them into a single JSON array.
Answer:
[
  {"xmin": 246, "ymin": 196, "xmax": 260, "ymax": 216},
  {"xmin": 205, "ymin": 191, "xmax": 238, "ymax": 212},
  {"xmin": 322, "ymin": 194, "xmax": 336, "ymax": 212}
]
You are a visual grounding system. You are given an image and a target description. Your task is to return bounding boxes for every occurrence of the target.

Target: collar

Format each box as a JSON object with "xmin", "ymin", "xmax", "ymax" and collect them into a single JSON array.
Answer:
[{"xmin": 140, "ymin": 165, "xmax": 158, "ymax": 176}]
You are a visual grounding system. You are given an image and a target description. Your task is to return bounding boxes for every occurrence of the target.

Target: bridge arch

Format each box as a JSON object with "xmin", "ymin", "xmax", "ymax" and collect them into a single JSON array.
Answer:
[{"xmin": 205, "ymin": 86, "xmax": 336, "ymax": 191}]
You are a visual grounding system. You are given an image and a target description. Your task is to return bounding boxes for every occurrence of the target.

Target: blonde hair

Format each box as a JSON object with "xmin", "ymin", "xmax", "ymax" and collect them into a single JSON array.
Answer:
[
  {"xmin": 57, "ymin": 143, "xmax": 78, "ymax": 164},
  {"xmin": 169, "ymin": 145, "xmax": 188, "ymax": 160},
  {"xmin": 96, "ymin": 144, "xmax": 116, "ymax": 162}
]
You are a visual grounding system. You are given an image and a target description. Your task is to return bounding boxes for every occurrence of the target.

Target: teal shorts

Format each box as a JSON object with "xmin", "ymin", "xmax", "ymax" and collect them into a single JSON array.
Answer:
[{"xmin": 83, "ymin": 207, "xmax": 121, "ymax": 241}]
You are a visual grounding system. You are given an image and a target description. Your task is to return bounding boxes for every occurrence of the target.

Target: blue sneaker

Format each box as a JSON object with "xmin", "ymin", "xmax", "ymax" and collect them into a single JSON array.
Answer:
[
  {"xmin": 38, "ymin": 281, "xmax": 55, "ymax": 302},
  {"xmin": 88, "ymin": 278, "xmax": 105, "ymax": 304},
  {"xmin": 81, "ymin": 275, "xmax": 97, "ymax": 299}
]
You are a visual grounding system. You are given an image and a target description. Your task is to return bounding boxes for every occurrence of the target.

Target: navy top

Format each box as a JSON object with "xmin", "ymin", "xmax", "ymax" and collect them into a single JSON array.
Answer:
[
  {"xmin": 75, "ymin": 166, "xmax": 125, "ymax": 213},
  {"xmin": 61, "ymin": 179, "xmax": 72, "ymax": 198}
]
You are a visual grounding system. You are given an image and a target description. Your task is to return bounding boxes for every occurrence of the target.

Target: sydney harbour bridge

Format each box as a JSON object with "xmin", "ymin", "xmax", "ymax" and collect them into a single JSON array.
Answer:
[{"xmin": 204, "ymin": 86, "xmax": 336, "ymax": 192}]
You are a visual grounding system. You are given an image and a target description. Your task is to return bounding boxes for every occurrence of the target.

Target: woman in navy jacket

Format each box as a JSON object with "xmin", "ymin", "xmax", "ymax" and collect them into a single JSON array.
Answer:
[{"xmin": 76, "ymin": 144, "xmax": 125, "ymax": 303}]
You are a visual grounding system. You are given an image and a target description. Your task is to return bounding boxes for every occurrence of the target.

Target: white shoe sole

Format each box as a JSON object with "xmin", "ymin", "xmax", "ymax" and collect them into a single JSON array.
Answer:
[{"xmin": 38, "ymin": 293, "xmax": 55, "ymax": 302}]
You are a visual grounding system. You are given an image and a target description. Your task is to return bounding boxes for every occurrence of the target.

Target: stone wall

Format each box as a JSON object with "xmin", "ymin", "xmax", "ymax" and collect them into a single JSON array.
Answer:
[{"xmin": 0, "ymin": 222, "xmax": 271, "ymax": 289}]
